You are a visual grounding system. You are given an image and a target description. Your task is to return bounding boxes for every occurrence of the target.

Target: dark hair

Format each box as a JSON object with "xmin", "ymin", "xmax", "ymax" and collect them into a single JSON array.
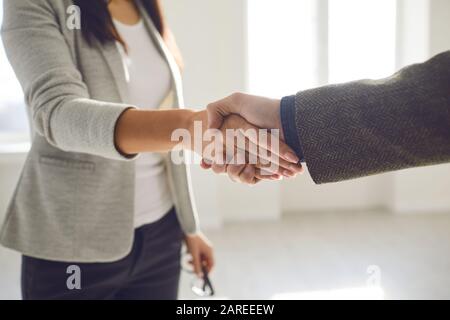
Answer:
[{"xmin": 73, "ymin": 0, "xmax": 166, "ymax": 49}]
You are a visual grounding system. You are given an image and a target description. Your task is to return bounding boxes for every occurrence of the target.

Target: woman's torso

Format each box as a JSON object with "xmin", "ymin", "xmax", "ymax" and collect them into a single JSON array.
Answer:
[{"xmin": 0, "ymin": 0, "xmax": 198, "ymax": 263}]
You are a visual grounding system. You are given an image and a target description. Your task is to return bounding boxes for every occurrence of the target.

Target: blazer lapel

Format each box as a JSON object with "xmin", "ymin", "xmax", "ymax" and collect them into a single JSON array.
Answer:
[{"xmin": 94, "ymin": 39, "xmax": 130, "ymax": 103}]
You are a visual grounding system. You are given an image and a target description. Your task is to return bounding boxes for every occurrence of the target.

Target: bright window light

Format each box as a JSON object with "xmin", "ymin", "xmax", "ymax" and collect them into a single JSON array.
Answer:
[
  {"xmin": 247, "ymin": 0, "xmax": 319, "ymax": 97},
  {"xmin": 247, "ymin": 0, "xmax": 397, "ymax": 95},
  {"xmin": 329, "ymin": 0, "xmax": 397, "ymax": 83},
  {"xmin": 272, "ymin": 286, "xmax": 385, "ymax": 300}
]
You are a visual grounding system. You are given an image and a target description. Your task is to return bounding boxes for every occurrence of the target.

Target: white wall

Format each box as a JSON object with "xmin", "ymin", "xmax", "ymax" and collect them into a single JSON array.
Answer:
[
  {"xmin": 429, "ymin": 0, "xmax": 450, "ymax": 56},
  {"xmin": 282, "ymin": 171, "xmax": 392, "ymax": 214}
]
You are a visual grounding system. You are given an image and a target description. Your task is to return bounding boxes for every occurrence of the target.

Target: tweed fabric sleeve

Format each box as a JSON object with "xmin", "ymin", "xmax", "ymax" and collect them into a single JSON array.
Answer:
[{"xmin": 294, "ymin": 51, "xmax": 450, "ymax": 184}]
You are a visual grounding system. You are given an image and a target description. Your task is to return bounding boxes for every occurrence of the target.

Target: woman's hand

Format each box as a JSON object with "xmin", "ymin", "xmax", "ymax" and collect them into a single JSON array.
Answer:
[{"xmin": 185, "ymin": 233, "xmax": 214, "ymax": 278}]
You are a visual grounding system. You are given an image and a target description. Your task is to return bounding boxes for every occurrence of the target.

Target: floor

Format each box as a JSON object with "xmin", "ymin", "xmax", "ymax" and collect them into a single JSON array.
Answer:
[
  {"xmin": 180, "ymin": 211, "xmax": 450, "ymax": 300},
  {"xmin": 2, "ymin": 211, "xmax": 450, "ymax": 300}
]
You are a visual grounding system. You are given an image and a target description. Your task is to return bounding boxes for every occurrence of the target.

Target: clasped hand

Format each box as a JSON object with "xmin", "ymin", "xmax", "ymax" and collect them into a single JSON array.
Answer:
[{"xmin": 198, "ymin": 93, "xmax": 304, "ymax": 184}]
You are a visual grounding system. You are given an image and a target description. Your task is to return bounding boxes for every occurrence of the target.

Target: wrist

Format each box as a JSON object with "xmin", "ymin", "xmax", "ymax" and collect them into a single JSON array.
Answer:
[
  {"xmin": 185, "ymin": 110, "xmax": 208, "ymax": 152},
  {"xmin": 271, "ymin": 99, "xmax": 284, "ymax": 140},
  {"xmin": 186, "ymin": 110, "xmax": 207, "ymax": 134},
  {"xmin": 185, "ymin": 232, "xmax": 202, "ymax": 240},
  {"xmin": 241, "ymin": 95, "xmax": 282, "ymax": 137}
]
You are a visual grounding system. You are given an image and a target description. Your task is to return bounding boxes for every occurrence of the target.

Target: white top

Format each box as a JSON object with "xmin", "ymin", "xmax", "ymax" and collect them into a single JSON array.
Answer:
[{"xmin": 114, "ymin": 19, "xmax": 174, "ymax": 228}]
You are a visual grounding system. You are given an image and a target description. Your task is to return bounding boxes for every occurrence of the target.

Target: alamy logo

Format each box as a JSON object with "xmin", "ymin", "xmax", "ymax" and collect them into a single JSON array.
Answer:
[
  {"xmin": 66, "ymin": 5, "xmax": 81, "ymax": 30},
  {"xmin": 66, "ymin": 265, "xmax": 81, "ymax": 290}
]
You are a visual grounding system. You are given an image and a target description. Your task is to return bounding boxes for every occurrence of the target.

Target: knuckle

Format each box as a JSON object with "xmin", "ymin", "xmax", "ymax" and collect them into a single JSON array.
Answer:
[
  {"xmin": 228, "ymin": 164, "xmax": 242, "ymax": 174},
  {"xmin": 212, "ymin": 164, "xmax": 224, "ymax": 174},
  {"xmin": 240, "ymin": 166, "xmax": 255, "ymax": 183},
  {"xmin": 230, "ymin": 92, "xmax": 242, "ymax": 100},
  {"xmin": 239, "ymin": 174, "xmax": 250, "ymax": 184}
]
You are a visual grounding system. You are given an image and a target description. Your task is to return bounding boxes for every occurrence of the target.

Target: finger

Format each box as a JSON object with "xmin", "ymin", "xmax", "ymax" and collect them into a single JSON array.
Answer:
[
  {"xmin": 192, "ymin": 252, "xmax": 203, "ymax": 278},
  {"xmin": 206, "ymin": 103, "xmax": 224, "ymax": 129},
  {"xmin": 207, "ymin": 93, "xmax": 246, "ymax": 129},
  {"xmin": 234, "ymin": 131, "xmax": 302, "ymax": 175},
  {"xmin": 219, "ymin": 117, "xmax": 302, "ymax": 176},
  {"xmin": 226, "ymin": 164, "xmax": 246, "ymax": 183},
  {"xmin": 201, "ymin": 159, "xmax": 212, "ymax": 169},
  {"xmin": 207, "ymin": 101, "xmax": 237, "ymax": 130},
  {"xmin": 220, "ymin": 117, "xmax": 270, "ymax": 168},
  {"xmin": 218, "ymin": 161, "xmax": 278, "ymax": 183},
  {"xmin": 211, "ymin": 163, "xmax": 227, "ymax": 175},
  {"xmin": 238, "ymin": 165, "xmax": 258, "ymax": 185},
  {"xmin": 232, "ymin": 137, "xmax": 303, "ymax": 177},
  {"xmin": 238, "ymin": 165, "xmax": 280, "ymax": 185},
  {"xmin": 240, "ymin": 129, "xmax": 300, "ymax": 164},
  {"xmin": 253, "ymin": 178, "xmax": 262, "ymax": 185},
  {"xmin": 203, "ymin": 250, "xmax": 215, "ymax": 274},
  {"xmin": 255, "ymin": 168, "xmax": 283, "ymax": 180},
  {"xmin": 255, "ymin": 158, "xmax": 304, "ymax": 177}
]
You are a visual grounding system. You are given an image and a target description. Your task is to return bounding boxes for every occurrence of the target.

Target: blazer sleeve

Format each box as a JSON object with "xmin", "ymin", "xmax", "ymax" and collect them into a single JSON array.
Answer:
[
  {"xmin": 1, "ymin": 0, "xmax": 135, "ymax": 160},
  {"xmin": 293, "ymin": 51, "xmax": 450, "ymax": 184}
]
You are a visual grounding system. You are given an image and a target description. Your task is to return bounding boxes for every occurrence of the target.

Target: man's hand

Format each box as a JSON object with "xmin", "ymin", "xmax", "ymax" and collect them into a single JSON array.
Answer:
[
  {"xmin": 217, "ymin": 114, "xmax": 303, "ymax": 183},
  {"xmin": 207, "ymin": 93, "xmax": 286, "ymax": 141},
  {"xmin": 202, "ymin": 93, "xmax": 303, "ymax": 184},
  {"xmin": 187, "ymin": 110, "xmax": 303, "ymax": 184}
]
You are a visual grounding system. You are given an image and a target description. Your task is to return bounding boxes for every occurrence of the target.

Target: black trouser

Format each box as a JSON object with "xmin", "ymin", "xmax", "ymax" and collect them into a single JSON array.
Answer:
[{"xmin": 21, "ymin": 208, "xmax": 184, "ymax": 300}]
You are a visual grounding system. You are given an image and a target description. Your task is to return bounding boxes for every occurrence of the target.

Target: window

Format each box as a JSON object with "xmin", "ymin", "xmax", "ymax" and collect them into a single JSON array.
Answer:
[
  {"xmin": 247, "ymin": 0, "xmax": 397, "ymax": 96},
  {"xmin": 247, "ymin": 0, "xmax": 319, "ymax": 97},
  {"xmin": 328, "ymin": 0, "xmax": 397, "ymax": 83},
  {"xmin": 0, "ymin": 0, "xmax": 30, "ymax": 150}
]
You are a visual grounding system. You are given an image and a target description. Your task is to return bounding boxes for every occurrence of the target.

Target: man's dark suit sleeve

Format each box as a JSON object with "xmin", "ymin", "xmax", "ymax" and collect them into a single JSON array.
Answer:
[{"xmin": 281, "ymin": 51, "xmax": 450, "ymax": 184}]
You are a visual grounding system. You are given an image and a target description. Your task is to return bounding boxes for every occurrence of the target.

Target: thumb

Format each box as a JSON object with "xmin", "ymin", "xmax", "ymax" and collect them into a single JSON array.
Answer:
[
  {"xmin": 207, "ymin": 93, "xmax": 246, "ymax": 129},
  {"xmin": 206, "ymin": 103, "xmax": 227, "ymax": 129}
]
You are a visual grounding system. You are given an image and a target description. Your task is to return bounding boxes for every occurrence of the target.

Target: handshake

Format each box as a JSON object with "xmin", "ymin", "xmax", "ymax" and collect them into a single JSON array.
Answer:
[
  {"xmin": 120, "ymin": 52, "xmax": 449, "ymax": 186},
  {"xmin": 176, "ymin": 93, "xmax": 304, "ymax": 185}
]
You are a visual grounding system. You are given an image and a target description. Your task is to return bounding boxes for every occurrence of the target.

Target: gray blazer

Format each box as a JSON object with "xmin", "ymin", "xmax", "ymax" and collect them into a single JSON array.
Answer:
[
  {"xmin": 293, "ymin": 51, "xmax": 450, "ymax": 184},
  {"xmin": 0, "ymin": 0, "xmax": 199, "ymax": 262}
]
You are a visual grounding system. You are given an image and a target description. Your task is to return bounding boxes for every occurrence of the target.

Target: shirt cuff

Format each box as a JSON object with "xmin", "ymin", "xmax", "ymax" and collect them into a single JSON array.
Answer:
[{"xmin": 280, "ymin": 95, "xmax": 305, "ymax": 162}]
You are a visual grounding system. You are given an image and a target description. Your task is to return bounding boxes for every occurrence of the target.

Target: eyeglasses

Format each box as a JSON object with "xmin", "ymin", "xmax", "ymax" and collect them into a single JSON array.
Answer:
[{"xmin": 182, "ymin": 253, "xmax": 215, "ymax": 297}]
